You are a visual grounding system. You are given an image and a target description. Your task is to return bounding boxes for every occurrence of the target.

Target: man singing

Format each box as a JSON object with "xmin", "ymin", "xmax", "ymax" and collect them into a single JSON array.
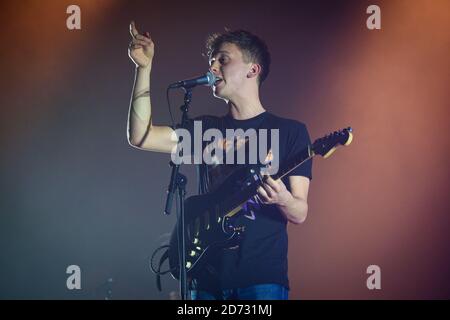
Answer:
[{"xmin": 127, "ymin": 21, "xmax": 312, "ymax": 300}]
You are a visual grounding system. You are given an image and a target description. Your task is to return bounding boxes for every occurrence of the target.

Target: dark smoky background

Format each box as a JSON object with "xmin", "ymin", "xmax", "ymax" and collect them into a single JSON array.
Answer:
[{"xmin": 0, "ymin": 0, "xmax": 449, "ymax": 299}]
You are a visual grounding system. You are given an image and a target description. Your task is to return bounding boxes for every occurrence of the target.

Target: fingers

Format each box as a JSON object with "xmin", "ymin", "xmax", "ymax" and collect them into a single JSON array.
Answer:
[
  {"xmin": 257, "ymin": 176, "xmax": 287, "ymax": 204},
  {"xmin": 129, "ymin": 37, "xmax": 152, "ymax": 50},
  {"xmin": 130, "ymin": 21, "xmax": 153, "ymax": 41},
  {"xmin": 134, "ymin": 34, "xmax": 152, "ymax": 43},
  {"xmin": 257, "ymin": 186, "xmax": 271, "ymax": 203},
  {"xmin": 258, "ymin": 180, "xmax": 276, "ymax": 202},
  {"xmin": 131, "ymin": 38, "xmax": 150, "ymax": 46},
  {"xmin": 130, "ymin": 21, "xmax": 139, "ymax": 38},
  {"xmin": 129, "ymin": 41, "xmax": 144, "ymax": 50},
  {"xmin": 264, "ymin": 182, "xmax": 276, "ymax": 197},
  {"xmin": 264, "ymin": 176, "xmax": 283, "ymax": 192}
]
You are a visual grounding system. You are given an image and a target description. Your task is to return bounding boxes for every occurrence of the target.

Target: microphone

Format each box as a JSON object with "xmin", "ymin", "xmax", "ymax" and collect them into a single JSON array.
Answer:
[{"xmin": 169, "ymin": 71, "xmax": 216, "ymax": 89}]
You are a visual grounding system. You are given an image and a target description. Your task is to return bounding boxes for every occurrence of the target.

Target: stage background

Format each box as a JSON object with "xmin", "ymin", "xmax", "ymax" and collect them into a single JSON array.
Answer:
[{"xmin": 0, "ymin": 0, "xmax": 449, "ymax": 299}]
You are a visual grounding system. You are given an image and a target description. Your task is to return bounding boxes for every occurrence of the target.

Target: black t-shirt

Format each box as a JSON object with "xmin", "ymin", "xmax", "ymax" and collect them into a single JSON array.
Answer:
[{"xmin": 183, "ymin": 111, "xmax": 312, "ymax": 292}]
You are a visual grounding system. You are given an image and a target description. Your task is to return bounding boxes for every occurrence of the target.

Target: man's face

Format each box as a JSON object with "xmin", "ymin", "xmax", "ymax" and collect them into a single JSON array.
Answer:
[{"xmin": 209, "ymin": 42, "xmax": 253, "ymax": 101}]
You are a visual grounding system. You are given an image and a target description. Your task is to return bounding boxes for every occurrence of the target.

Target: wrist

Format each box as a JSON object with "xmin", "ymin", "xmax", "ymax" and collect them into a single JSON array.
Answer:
[
  {"xmin": 137, "ymin": 63, "xmax": 152, "ymax": 73},
  {"xmin": 276, "ymin": 191, "xmax": 295, "ymax": 208}
]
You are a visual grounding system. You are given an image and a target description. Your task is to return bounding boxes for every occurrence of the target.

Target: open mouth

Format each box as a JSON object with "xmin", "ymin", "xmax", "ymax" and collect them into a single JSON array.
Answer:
[{"xmin": 214, "ymin": 78, "xmax": 224, "ymax": 86}]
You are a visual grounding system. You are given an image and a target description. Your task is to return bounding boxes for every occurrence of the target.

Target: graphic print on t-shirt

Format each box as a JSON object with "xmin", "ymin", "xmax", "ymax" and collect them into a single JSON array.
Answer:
[
  {"xmin": 205, "ymin": 134, "xmax": 274, "ymax": 222},
  {"xmin": 241, "ymin": 196, "xmax": 263, "ymax": 221}
]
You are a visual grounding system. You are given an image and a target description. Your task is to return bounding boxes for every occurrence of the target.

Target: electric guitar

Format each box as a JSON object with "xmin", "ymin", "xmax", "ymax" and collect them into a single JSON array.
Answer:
[{"xmin": 168, "ymin": 127, "xmax": 353, "ymax": 279}]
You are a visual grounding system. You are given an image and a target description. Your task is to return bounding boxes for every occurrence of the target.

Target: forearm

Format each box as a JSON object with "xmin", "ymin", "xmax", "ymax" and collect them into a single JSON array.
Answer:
[
  {"xmin": 127, "ymin": 65, "xmax": 152, "ymax": 145},
  {"xmin": 277, "ymin": 193, "xmax": 308, "ymax": 224}
]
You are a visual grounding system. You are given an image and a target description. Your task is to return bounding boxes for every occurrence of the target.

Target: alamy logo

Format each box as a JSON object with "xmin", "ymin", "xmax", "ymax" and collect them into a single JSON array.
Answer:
[
  {"xmin": 66, "ymin": 265, "xmax": 81, "ymax": 290},
  {"xmin": 366, "ymin": 5, "xmax": 381, "ymax": 30},
  {"xmin": 171, "ymin": 121, "xmax": 280, "ymax": 175},
  {"xmin": 366, "ymin": 265, "xmax": 381, "ymax": 290},
  {"xmin": 66, "ymin": 5, "xmax": 81, "ymax": 30}
]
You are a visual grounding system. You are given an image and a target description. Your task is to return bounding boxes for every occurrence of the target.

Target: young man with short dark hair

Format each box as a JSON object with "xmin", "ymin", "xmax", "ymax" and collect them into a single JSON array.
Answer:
[{"xmin": 127, "ymin": 22, "xmax": 312, "ymax": 300}]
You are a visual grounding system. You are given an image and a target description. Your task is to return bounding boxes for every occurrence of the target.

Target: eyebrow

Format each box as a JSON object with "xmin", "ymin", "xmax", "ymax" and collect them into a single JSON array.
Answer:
[
  {"xmin": 214, "ymin": 50, "xmax": 230, "ymax": 55},
  {"xmin": 209, "ymin": 51, "xmax": 231, "ymax": 64}
]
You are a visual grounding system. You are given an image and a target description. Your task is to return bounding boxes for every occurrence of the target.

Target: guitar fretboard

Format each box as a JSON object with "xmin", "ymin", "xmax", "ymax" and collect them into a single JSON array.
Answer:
[{"xmin": 271, "ymin": 145, "xmax": 314, "ymax": 180}]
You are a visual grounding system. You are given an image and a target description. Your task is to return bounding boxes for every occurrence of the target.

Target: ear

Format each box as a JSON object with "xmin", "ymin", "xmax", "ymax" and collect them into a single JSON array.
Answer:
[{"xmin": 247, "ymin": 63, "xmax": 262, "ymax": 79}]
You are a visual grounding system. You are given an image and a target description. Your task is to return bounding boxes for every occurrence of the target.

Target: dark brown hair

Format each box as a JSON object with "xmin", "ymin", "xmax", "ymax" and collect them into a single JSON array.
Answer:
[{"xmin": 206, "ymin": 29, "xmax": 271, "ymax": 85}]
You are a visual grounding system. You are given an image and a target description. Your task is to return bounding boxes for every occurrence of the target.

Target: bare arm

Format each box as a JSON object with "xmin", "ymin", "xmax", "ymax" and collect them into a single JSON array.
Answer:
[
  {"xmin": 127, "ymin": 21, "xmax": 177, "ymax": 153},
  {"xmin": 278, "ymin": 176, "xmax": 310, "ymax": 224}
]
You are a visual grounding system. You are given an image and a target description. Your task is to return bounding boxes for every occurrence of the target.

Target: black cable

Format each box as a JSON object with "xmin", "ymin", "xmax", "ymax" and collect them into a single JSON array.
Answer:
[{"xmin": 149, "ymin": 244, "xmax": 175, "ymax": 275}]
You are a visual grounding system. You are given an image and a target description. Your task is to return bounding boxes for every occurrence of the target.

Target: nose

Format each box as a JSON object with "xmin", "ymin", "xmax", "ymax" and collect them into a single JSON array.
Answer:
[{"xmin": 209, "ymin": 61, "xmax": 219, "ymax": 75}]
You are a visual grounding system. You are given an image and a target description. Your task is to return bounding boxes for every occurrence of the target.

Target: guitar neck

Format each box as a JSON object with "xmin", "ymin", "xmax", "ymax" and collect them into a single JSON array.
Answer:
[{"xmin": 271, "ymin": 145, "xmax": 314, "ymax": 181}]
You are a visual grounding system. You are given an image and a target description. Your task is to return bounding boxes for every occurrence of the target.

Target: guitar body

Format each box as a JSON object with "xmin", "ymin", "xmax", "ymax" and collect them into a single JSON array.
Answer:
[
  {"xmin": 168, "ymin": 193, "xmax": 244, "ymax": 279},
  {"xmin": 168, "ymin": 163, "xmax": 264, "ymax": 279}
]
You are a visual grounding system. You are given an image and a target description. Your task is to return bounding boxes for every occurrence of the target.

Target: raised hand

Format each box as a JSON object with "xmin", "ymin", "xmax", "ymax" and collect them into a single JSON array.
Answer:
[{"xmin": 128, "ymin": 21, "xmax": 155, "ymax": 68}]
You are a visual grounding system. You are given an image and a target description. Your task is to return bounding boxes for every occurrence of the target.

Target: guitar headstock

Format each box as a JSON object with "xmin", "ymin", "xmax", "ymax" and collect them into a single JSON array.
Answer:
[{"xmin": 312, "ymin": 127, "xmax": 353, "ymax": 159}]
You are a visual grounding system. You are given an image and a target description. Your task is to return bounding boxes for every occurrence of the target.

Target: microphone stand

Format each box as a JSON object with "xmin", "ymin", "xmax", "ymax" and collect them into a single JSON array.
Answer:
[{"xmin": 164, "ymin": 87, "xmax": 192, "ymax": 300}]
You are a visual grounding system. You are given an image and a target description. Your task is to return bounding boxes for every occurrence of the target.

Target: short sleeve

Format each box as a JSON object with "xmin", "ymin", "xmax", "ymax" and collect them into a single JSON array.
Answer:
[{"xmin": 286, "ymin": 122, "xmax": 313, "ymax": 180}]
